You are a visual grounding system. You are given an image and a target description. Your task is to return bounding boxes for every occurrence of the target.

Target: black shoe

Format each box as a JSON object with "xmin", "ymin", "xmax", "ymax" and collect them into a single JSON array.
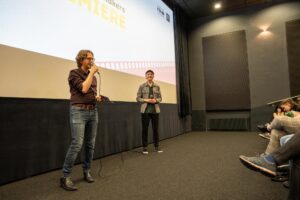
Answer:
[
  {"xmin": 283, "ymin": 180, "xmax": 289, "ymax": 188},
  {"xmin": 257, "ymin": 124, "xmax": 269, "ymax": 133},
  {"xmin": 142, "ymin": 147, "xmax": 148, "ymax": 155},
  {"xmin": 60, "ymin": 177, "xmax": 78, "ymax": 191},
  {"xmin": 271, "ymin": 175, "xmax": 288, "ymax": 182},
  {"xmin": 83, "ymin": 172, "xmax": 94, "ymax": 183}
]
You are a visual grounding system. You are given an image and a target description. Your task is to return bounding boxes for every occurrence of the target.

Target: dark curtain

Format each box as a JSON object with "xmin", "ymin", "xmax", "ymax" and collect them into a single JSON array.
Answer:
[
  {"xmin": 173, "ymin": 5, "xmax": 192, "ymax": 117},
  {"xmin": 0, "ymin": 98, "xmax": 191, "ymax": 185},
  {"xmin": 156, "ymin": 0, "xmax": 192, "ymax": 117}
]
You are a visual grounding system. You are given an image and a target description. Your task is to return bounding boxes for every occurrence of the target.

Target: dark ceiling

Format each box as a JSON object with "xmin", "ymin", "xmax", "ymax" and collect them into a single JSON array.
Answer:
[{"xmin": 167, "ymin": 0, "xmax": 289, "ymax": 19}]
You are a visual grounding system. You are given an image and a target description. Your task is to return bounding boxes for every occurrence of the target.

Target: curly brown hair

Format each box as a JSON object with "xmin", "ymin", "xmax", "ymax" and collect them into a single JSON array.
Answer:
[
  {"xmin": 279, "ymin": 99, "xmax": 296, "ymax": 110},
  {"xmin": 75, "ymin": 50, "xmax": 94, "ymax": 68}
]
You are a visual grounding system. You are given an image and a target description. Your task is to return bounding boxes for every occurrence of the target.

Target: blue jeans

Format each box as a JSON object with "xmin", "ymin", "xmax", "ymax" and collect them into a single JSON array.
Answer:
[
  {"xmin": 62, "ymin": 106, "xmax": 98, "ymax": 177},
  {"xmin": 280, "ymin": 134, "xmax": 294, "ymax": 146},
  {"xmin": 279, "ymin": 134, "xmax": 294, "ymax": 168}
]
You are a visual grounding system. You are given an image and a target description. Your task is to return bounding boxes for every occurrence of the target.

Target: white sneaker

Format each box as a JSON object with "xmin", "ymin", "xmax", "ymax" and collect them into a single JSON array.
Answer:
[
  {"xmin": 142, "ymin": 148, "xmax": 148, "ymax": 155},
  {"xmin": 155, "ymin": 147, "xmax": 163, "ymax": 153}
]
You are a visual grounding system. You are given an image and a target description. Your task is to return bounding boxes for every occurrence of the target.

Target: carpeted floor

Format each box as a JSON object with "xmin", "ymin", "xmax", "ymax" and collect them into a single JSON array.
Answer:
[{"xmin": 0, "ymin": 132, "xmax": 288, "ymax": 200}]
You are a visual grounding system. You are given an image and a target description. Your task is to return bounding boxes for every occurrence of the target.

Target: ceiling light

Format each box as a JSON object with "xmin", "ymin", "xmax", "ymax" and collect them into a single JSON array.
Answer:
[{"xmin": 214, "ymin": 2, "xmax": 222, "ymax": 9}]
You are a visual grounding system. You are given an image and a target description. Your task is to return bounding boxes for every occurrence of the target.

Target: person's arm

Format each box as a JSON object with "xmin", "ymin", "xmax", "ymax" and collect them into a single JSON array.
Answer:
[
  {"xmin": 292, "ymin": 111, "xmax": 300, "ymax": 118},
  {"xmin": 267, "ymin": 115, "xmax": 284, "ymax": 131},
  {"xmin": 136, "ymin": 85, "xmax": 145, "ymax": 103},
  {"xmin": 69, "ymin": 67, "xmax": 99, "ymax": 94},
  {"xmin": 82, "ymin": 66, "xmax": 98, "ymax": 94},
  {"xmin": 273, "ymin": 112, "xmax": 279, "ymax": 118},
  {"xmin": 95, "ymin": 96, "xmax": 101, "ymax": 102},
  {"xmin": 154, "ymin": 86, "xmax": 162, "ymax": 104}
]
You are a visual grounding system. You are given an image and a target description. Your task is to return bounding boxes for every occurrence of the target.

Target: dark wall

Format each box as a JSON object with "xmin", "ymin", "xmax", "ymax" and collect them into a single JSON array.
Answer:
[
  {"xmin": 188, "ymin": 2, "xmax": 300, "ymax": 130},
  {"xmin": 286, "ymin": 18, "xmax": 300, "ymax": 96},
  {"xmin": 0, "ymin": 98, "xmax": 191, "ymax": 185}
]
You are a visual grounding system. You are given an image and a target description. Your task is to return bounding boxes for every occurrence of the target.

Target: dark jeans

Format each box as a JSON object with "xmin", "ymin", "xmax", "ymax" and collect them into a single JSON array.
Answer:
[
  {"xmin": 272, "ymin": 133, "xmax": 300, "ymax": 200},
  {"xmin": 141, "ymin": 113, "xmax": 159, "ymax": 148},
  {"xmin": 62, "ymin": 106, "xmax": 98, "ymax": 177}
]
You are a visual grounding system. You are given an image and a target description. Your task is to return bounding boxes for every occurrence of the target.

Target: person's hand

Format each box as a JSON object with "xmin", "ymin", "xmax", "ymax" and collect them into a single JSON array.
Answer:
[
  {"xmin": 144, "ymin": 99, "xmax": 156, "ymax": 104},
  {"xmin": 95, "ymin": 95, "xmax": 102, "ymax": 102},
  {"xmin": 90, "ymin": 65, "xmax": 99, "ymax": 74},
  {"xmin": 149, "ymin": 99, "xmax": 157, "ymax": 104},
  {"xmin": 267, "ymin": 123, "xmax": 272, "ymax": 131},
  {"xmin": 292, "ymin": 111, "xmax": 300, "ymax": 118}
]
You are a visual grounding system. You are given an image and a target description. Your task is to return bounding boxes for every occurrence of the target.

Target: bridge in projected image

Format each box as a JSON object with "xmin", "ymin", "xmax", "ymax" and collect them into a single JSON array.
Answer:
[{"xmin": 95, "ymin": 61, "xmax": 176, "ymax": 85}]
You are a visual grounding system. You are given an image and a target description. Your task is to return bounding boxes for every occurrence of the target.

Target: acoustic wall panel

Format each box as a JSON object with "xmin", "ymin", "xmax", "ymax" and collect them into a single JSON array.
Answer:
[
  {"xmin": 202, "ymin": 30, "xmax": 250, "ymax": 111},
  {"xmin": 286, "ymin": 19, "xmax": 300, "ymax": 96}
]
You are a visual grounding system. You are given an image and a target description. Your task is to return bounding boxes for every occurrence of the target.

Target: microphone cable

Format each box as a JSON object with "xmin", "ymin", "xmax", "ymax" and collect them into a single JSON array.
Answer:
[
  {"xmin": 96, "ymin": 70, "xmax": 124, "ymax": 178},
  {"xmin": 97, "ymin": 152, "xmax": 125, "ymax": 178},
  {"xmin": 97, "ymin": 71, "xmax": 101, "ymax": 98}
]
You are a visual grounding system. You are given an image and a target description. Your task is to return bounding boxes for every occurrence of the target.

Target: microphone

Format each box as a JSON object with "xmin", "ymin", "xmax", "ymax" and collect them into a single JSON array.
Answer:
[
  {"xmin": 90, "ymin": 61, "xmax": 96, "ymax": 67},
  {"xmin": 90, "ymin": 62, "xmax": 100, "ymax": 75}
]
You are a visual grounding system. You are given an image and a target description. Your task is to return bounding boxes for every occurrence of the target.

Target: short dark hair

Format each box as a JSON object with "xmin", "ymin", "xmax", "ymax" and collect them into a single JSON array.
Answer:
[
  {"xmin": 145, "ymin": 69, "xmax": 154, "ymax": 74},
  {"xmin": 75, "ymin": 50, "xmax": 94, "ymax": 68}
]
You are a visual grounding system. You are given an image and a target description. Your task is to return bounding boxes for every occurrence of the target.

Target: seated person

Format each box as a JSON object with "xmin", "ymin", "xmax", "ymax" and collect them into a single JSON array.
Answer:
[
  {"xmin": 241, "ymin": 100, "xmax": 300, "ymax": 163},
  {"xmin": 258, "ymin": 99, "xmax": 296, "ymax": 140},
  {"xmin": 239, "ymin": 133, "xmax": 300, "ymax": 200}
]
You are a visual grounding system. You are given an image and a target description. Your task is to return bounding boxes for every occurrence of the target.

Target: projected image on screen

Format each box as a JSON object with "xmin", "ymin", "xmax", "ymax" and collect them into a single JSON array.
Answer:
[{"xmin": 0, "ymin": 0, "xmax": 176, "ymax": 85}]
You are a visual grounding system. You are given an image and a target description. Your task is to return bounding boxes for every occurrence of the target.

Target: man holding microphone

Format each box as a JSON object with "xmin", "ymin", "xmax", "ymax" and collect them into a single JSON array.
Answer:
[{"xmin": 60, "ymin": 50, "xmax": 101, "ymax": 191}]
